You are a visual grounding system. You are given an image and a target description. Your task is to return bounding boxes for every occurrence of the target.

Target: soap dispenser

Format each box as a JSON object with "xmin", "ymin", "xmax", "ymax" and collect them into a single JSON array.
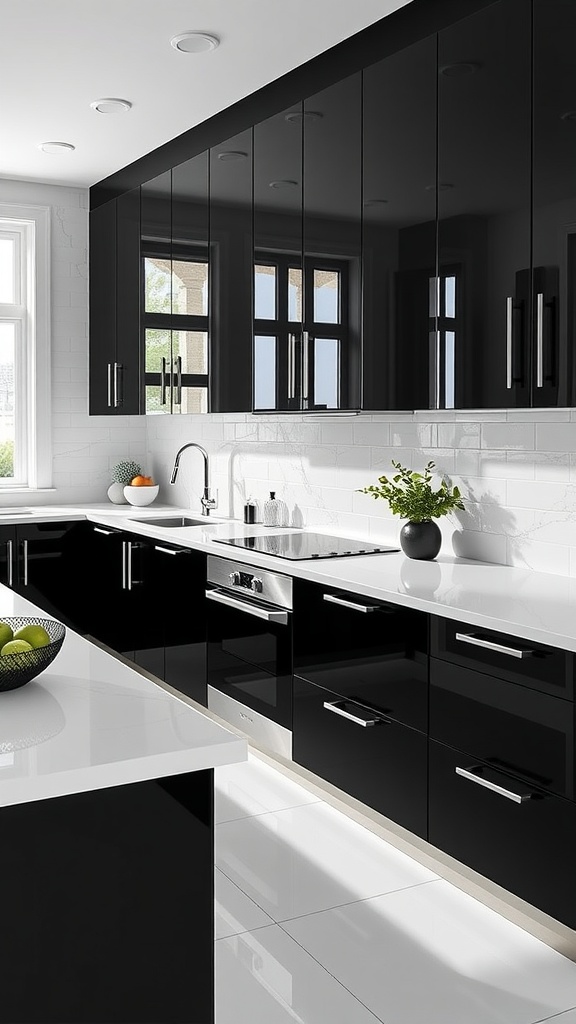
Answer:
[{"xmin": 263, "ymin": 491, "xmax": 280, "ymax": 527}]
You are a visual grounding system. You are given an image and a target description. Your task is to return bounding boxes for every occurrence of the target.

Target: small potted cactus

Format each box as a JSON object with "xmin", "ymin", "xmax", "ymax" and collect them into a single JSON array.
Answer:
[{"xmin": 107, "ymin": 460, "xmax": 143, "ymax": 504}]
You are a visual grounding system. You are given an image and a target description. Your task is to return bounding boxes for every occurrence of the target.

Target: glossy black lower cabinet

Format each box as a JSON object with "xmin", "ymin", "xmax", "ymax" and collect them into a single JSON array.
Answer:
[
  {"xmin": 0, "ymin": 771, "xmax": 214, "ymax": 1023},
  {"xmin": 429, "ymin": 739, "xmax": 576, "ymax": 929},
  {"xmin": 293, "ymin": 675, "xmax": 427, "ymax": 838}
]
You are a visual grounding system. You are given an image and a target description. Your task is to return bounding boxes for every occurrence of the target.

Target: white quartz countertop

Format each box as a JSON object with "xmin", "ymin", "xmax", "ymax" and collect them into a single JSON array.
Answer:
[
  {"xmin": 3, "ymin": 502, "xmax": 576, "ymax": 653},
  {"xmin": 0, "ymin": 582, "xmax": 247, "ymax": 809}
]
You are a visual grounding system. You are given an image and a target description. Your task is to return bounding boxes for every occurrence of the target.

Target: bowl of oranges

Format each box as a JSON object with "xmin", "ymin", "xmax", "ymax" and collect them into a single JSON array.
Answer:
[
  {"xmin": 123, "ymin": 474, "xmax": 159, "ymax": 506},
  {"xmin": 0, "ymin": 617, "xmax": 66, "ymax": 692}
]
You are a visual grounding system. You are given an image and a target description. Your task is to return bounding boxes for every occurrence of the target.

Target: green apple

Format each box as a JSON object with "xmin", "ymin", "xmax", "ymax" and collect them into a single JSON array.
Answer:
[
  {"xmin": 1, "ymin": 639, "xmax": 33, "ymax": 656},
  {"xmin": 0, "ymin": 621, "xmax": 14, "ymax": 649},
  {"xmin": 13, "ymin": 624, "xmax": 51, "ymax": 649}
]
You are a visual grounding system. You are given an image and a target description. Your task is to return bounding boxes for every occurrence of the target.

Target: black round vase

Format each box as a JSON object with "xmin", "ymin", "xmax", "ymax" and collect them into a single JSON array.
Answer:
[{"xmin": 400, "ymin": 520, "xmax": 441, "ymax": 560}]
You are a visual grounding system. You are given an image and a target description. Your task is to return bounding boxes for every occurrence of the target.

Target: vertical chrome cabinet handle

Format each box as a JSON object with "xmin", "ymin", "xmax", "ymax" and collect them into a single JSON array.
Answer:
[
  {"xmin": 455, "ymin": 765, "xmax": 533, "ymax": 804},
  {"xmin": 113, "ymin": 362, "xmax": 123, "ymax": 407},
  {"xmin": 506, "ymin": 296, "xmax": 514, "ymax": 389},
  {"xmin": 323, "ymin": 700, "xmax": 381, "ymax": 727},
  {"xmin": 454, "ymin": 631, "xmax": 534, "ymax": 659},
  {"xmin": 536, "ymin": 292, "xmax": 544, "ymax": 389},
  {"xmin": 126, "ymin": 541, "xmax": 133, "ymax": 591},
  {"xmin": 160, "ymin": 357, "xmax": 168, "ymax": 406},
  {"xmin": 122, "ymin": 540, "xmax": 128, "ymax": 590},
  {"xmin": 429, "ymin": 330, "xmax": 441, "ymax": 409},
  {"xmin": 107, "ymin": 363, "xmax": 113, "ymax": 408},
  {"xmin": 6, "ymin": 539, "xmax": 13, "ymax": 588},
  {"xmin": 174, "ymin": 355, "xmax": 182, "ymax": 406},
  {"xmin": 288, "ymin": 333, "xmax": 296, "ymax": 399},
  {"xmin": 301, "ymin": 331, "xmax": 310, "ymax": 404},
  {"xmin": 22, "ymin": 539, "xmax": 28, "ymax": 587}
]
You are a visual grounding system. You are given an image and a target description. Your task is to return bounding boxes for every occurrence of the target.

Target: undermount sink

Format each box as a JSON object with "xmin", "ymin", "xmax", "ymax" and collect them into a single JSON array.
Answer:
[{"xmin": 128, "ymin": 515, "xmax": 207, "ymax": 528}]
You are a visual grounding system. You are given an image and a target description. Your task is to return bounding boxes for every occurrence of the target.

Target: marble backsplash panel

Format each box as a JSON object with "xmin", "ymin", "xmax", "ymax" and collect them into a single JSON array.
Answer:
[{"xmin": 145, "ymin": 409, "xmax": 576, "ymax": 578}]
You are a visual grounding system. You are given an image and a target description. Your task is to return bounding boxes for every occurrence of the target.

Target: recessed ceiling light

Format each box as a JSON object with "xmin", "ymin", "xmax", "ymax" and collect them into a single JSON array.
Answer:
[
  {"xmin": 269, "ymin": 179, "xmax": 298, "ymax": 190},
  {"xmin": 38, "ymin": 142, "xmax": 75, "ymax": 155},
  {"xmin": 217, "ymin": 150, "xmax": 247, "ymax": 161},
  {"xmin": 90, "ymin": 98, "xmax": 132, "ymax": 114},
  {"xmin": 170, "ymin": 31, "xmax": 219, "ymax": 53},
  {"xmin": 284, "ymin": 111, "xmax": 323, "ymax": 125},
  {"xmin": 439, "ymin": 62, "xmax": 480, "ymax": 77}
]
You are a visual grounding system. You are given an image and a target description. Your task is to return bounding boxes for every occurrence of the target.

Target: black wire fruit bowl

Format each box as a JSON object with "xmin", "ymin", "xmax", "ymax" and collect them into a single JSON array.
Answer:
[{"xmin": 0, "ymin": 617, "xmax": 66, "ymax": 693}]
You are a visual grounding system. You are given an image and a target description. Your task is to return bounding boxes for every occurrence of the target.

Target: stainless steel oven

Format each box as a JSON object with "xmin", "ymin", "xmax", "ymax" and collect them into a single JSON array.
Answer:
[{"xmin": 206, "ymin": 555, "xmax": 293, "ymax": 758}]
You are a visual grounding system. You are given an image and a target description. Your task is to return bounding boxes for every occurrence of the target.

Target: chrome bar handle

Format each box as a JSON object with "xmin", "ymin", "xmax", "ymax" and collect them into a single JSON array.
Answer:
[
  {"xmin": 454, "ymin": 632, "xmax": 534, "ymax": 659},
  {"xmin": 323, "ymin": 593, "xmax": 379, "ymax": 614},
  {"xmin": 429, "ymin": 330, "xmax": 441, "ymax": 408},
  {"xmin": 174, "ymin": 355, "xmax": 182, "ymax": 406},
  {"xmin": 160, "ymin": 357, "xmax": 168, "ymax": 406},
  {"xmin": 154, "ymin": 545, "xmax": 189, "ymax": 556},
  {"xmin": 323, "ymin": 700, "xmax": 381, "ymax": 728},
  {"xmin": 113, "ymin": 362, "xmax": 122, "ymax": 407},
  {"xmin": 455, "ymin": 765, "xmax": 533, "ymax": 804},
  {"xmin": 288, "ymin": 333, "xmax": 296, "ymax": 400},
  {"xmin": 301, "ymin": 331, "xmax": 310, "ymax": 404},
  {"xmin": 536, "ymin": 292, "xmax": 544, "ymax": 388},
  {"xmin": 6, "ymin": 539, "xmax": 13, "ymax": 588},
  {"xmin": 122, "ymin": 540, "xmax": 128, "ymax": 590},
  {"xmin": 22, "ymin": 539, "xmax": 28, "ymax": 587},
  {"xmin": 126, "ymin": 541, "xmax": 133, "ymax": 591},
  {"xmin": 205, "ymin": 588, "xmax": 288, "ymax": 624},
  {"xmin": 506, "ymin": 296, "xmax": 513, "ymax": 389},
  {"xmin": 93, "ymin": 526, "xmax": 115, "ymax": 535},
  {"xmin": 107, "ymin": 363, "xmax": 113, "ymax": 408}
]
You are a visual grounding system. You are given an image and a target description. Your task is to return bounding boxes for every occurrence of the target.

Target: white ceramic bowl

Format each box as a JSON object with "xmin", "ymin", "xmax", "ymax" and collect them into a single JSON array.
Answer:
[{"xmin": 123, "ymin": 484, "xmax": 159, "ymax": 506}]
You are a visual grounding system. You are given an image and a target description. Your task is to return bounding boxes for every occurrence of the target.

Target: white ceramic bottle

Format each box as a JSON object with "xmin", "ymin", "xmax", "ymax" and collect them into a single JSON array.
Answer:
[{"xmin": 263, "ymin": 491, "xmax": 280, "ymax": 527}]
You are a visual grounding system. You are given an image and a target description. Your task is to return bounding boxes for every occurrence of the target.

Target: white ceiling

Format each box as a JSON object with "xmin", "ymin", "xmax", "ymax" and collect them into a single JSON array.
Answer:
[{"xmin": 0, "ymin": 0, "xmax": 413, "ymax": 189}]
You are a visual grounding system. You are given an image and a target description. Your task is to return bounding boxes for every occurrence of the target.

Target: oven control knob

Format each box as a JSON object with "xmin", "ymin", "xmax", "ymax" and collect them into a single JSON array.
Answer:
[
  {"xmin": 229, "ymin": 571, "xmax": 241, "ymax": 585},
  {"xmin": 250, "ymin": 577, "xmax": 263, "ymax": 594}
]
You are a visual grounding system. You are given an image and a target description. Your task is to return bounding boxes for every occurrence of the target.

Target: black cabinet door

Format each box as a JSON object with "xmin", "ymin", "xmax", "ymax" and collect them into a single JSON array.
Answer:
[
  {"xmin": 437, "ymin": 0, "xmax": 532, "ymax": 409},
  {"xmin": 303, "ymin": 74, "xmax": 362, "ymax": 410},
  {"xmin": 293, "ymin": 579, "xmax": 428, "ymax": 732},
  {"xmin": 142, "ymin": 541, "xmax": 207, "ymax": 705},
  {"xmin": 15, "ymin": 521, "xmax": 91, "ymax": 631},
  {"xmin": 362, "ymin": 34, "xmax": 437, "ymax": 411},
  {"xmin": 532, "ymin": 0, "xmax": 576, "ymax": 407},
  {"xmin": 0, "ymin": 525, "xmax": 16, "ymax": 588},
  {"xmin": 294, "ymin": 676, "xmax": 427, "ymax": 837},
  {"xmin": 429, "ymin": 738, "xmax": 576, "ymax": 929},
  {"xmin": 141, "ymin": 170, "xmax": 173, "ymax": 415},
  {"xmin": 82, "ymin": 524, "xmax": 150, "ymax": 657},
  {"xmin": 210, "ymin": 130, "xmax": 253, "ymax": 412},
  {"xmin": 89, "ymin": 189, "xmax": 141, "ymax": 416},
  {"xmin": 253, "ymin": 103, "xmax": 303, "ymax": 412}
]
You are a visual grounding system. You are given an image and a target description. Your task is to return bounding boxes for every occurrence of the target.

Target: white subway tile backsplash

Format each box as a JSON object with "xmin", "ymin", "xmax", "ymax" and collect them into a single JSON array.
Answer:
[{"xmin": 481, "ymin": 422, "xmax": 535, "ymax": 450}]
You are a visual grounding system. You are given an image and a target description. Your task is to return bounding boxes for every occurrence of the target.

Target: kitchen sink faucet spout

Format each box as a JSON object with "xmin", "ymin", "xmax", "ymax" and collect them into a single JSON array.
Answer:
[{"xmin": 169, "ymin": 443, "xmax": 217, "ymax": 516}]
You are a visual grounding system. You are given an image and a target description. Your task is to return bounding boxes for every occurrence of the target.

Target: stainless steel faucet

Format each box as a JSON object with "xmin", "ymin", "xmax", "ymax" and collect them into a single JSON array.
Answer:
[{"xmin": 169, "ymin": 443, "xmax": 218, "ymax": 516}]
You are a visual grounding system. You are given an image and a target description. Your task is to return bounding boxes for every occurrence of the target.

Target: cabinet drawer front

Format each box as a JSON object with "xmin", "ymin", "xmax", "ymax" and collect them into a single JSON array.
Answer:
[
  {"xmin": 294, "ymin": 580, "xmax": 428, "ymax": 731},
  {"xmin": 429, "ymin": 739, "xmax": 576, "ymax": 929},
  {"xmin": 293, "ymin": 676, "xmax": 427, "ymax": 838},
  {"xmin": 431, "ymin": 616, "xmax": 572, "ymax": 699},
  {"xmin": 430, "ymin": 659, "xmax": 575, "ymax": 800}
]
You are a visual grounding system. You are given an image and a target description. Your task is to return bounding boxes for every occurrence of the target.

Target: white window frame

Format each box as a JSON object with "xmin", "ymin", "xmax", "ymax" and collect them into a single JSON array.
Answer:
[{"xmin": 0, "ymin": 204, "xmax": 51, "ymax": 490}]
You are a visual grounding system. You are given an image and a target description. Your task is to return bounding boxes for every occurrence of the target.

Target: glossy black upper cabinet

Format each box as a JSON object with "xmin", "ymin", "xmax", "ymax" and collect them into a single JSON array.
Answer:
[
  {"xmin": 532, "ymin": 0, "xmax": 576, "ymax": 407},
  {"xmin": 141, "ymin": 159, "xmax": 210, "ymax": 415},
  {"xmin": 437, "ymin": 0, "xmax": 532, "ymax": 409},
  {"xmin": 89, "ymin": 188, "xmax": 141, "ymax": 415},
  {"xmin": 302, "ymin": 74, "xmax": 362, "ymax": 410},
  {"xmin": 362, "ymin": 36, "xmax": 437, "ymax": 411},
  {"xmin": 210, "ymin": 129, "xmax": 253, "ymax": 413},
  {"xmin": 253, "ymin": 104, "xmax": 304, "ymax": 411}
]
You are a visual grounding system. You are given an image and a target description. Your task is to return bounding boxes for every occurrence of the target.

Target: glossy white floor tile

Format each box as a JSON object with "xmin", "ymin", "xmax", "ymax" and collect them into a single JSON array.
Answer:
[
  {"xmin": 215, "ymin": 798, "xmax": 438, "ymax": 922},
  {"xmin": 283, "ymin": 879, "xmax": 576, "ymax": 1024},
  {"xmin": 215, "ymin": 867, "xmax": 274, "ymax": 939},
  {"xmin": 215, "ymin": 923, "xmax": 382, "ymax": 1024},
  {"xmin": 214, "ymin": 753, "xmax": 321, "ymax": 824}
]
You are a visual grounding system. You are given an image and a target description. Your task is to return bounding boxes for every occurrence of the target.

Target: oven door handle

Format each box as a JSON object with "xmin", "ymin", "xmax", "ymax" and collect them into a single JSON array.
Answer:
[{"xmin": 205, "ymin": 588, "xmax": 289, "ymax": 625}]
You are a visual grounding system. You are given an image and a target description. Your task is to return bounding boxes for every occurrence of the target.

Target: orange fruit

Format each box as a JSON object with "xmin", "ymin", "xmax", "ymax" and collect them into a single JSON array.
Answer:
[{"xmin": 130, "ymin": 475, "xmax": 147, "ymax": 486}]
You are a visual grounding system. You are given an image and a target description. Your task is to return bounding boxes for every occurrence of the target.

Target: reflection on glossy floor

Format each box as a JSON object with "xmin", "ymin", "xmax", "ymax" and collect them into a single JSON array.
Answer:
[{"xmin": 214, "ymin": 753, "xmax": 576, "ymax": 1024}]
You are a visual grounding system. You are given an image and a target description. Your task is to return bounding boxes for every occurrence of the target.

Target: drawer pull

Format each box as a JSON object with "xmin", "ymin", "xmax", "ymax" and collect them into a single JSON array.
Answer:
[
  {"xmin": 323, "ymin": 594, "xmax": 380, "ymax": 613},
  {"xmin": 454, "ymin": 632, "xmax": 534, "ymax": 659},
  {"xmin": 455, "ymin": 765, "xmax": 534, "ymax": 804},
  {"xmin": 154, "ymin": 545, "xmax": 189, "ymax": 556},
  {"xmin": 323, "ymin": 700, "xmax": 381, "ymax": 727}
]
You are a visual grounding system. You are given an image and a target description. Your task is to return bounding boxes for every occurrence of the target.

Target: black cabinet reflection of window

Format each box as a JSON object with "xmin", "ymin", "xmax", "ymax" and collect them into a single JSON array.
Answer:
[{"xmin": 254, "ymin": 253, "xmax": 349, "ymax": 411}]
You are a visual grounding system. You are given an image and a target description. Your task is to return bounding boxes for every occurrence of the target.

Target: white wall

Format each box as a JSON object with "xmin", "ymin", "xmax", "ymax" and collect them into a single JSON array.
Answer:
[
  {"xmin": 146, "ymin": 409, "xmax": 576, "ymax": 578},
  {"xmin": 0, "ymin": 178, "xmax": 146, "ymax": 505}
]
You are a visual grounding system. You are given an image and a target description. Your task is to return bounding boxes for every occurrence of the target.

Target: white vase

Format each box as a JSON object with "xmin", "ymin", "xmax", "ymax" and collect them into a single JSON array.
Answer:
[{"xmin": 107, "ymin": 482, "xmax": 128, "ymax": 504}]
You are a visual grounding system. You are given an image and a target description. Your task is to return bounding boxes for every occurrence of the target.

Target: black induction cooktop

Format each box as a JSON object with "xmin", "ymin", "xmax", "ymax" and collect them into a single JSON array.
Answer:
[{"xmin": 213, "ymin": 532, "xmax": 399, "ymax": 560}]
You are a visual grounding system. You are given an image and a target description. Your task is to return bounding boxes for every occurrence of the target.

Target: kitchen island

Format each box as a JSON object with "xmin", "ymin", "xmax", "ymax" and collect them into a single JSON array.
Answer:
[{"xmin": 0, "ymin": 584, "xmax": 247, "ymax": 1024}]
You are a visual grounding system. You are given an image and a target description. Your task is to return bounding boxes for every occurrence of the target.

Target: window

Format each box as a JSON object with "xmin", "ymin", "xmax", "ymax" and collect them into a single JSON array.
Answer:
[
  {"xmin": 0, "ymin": 205, "xmax": 50, "ymax": 488},
  {"xmin": 142, "ymin": 243, "xmax": 209, "ymax": 414},
  {"xmin": 253, "ymin": 254, "xmax": 347, "ymax": 411}
]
